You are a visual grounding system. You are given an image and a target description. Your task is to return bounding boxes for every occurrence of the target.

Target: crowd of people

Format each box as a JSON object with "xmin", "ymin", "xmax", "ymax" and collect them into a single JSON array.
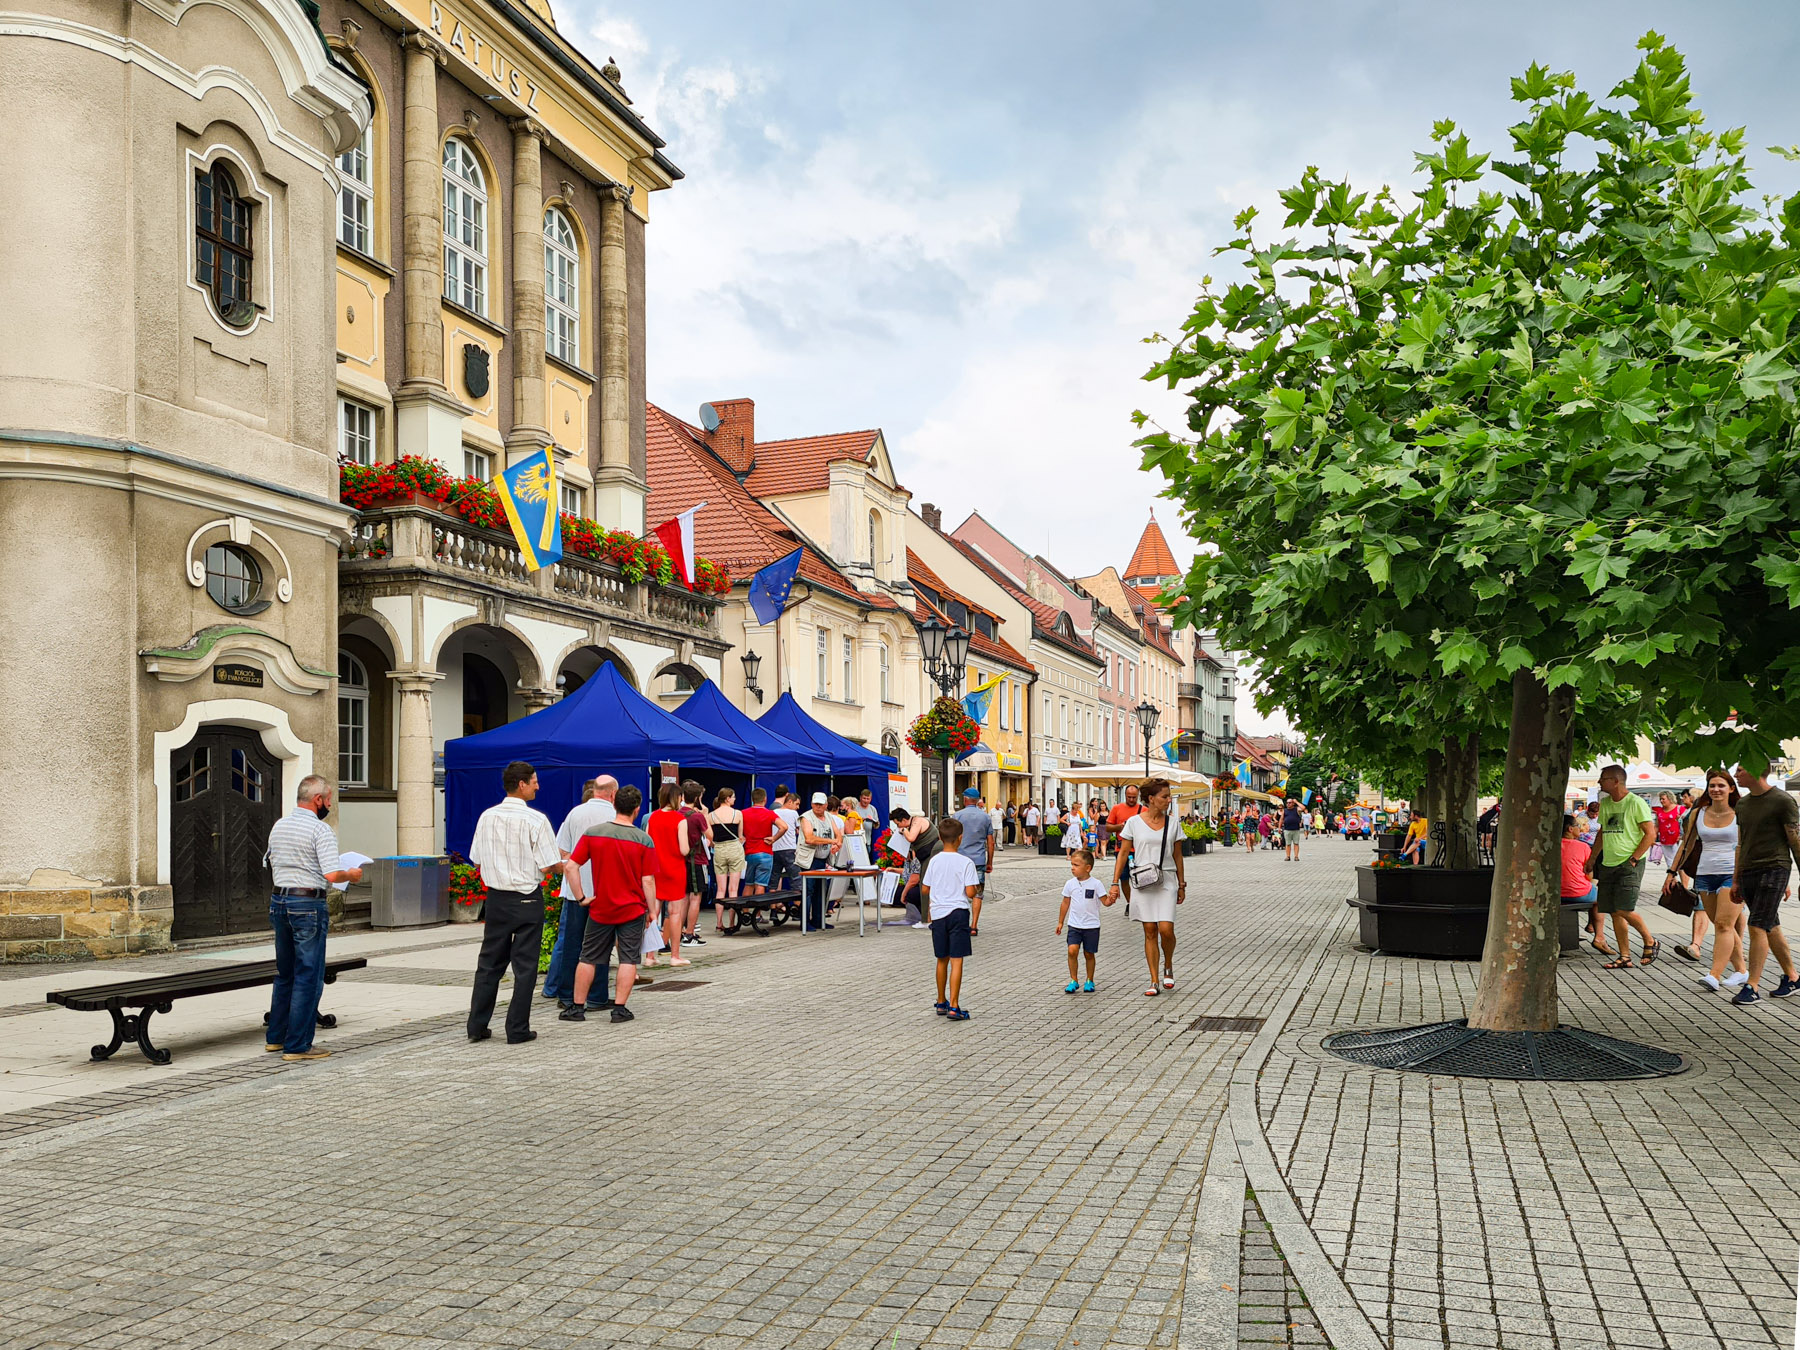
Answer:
[{"xmin": 1558, "ymin": 764, "xmax": 1800, "ymax": 1006}]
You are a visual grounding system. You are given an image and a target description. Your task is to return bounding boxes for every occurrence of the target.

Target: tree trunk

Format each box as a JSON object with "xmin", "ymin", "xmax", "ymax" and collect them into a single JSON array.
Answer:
[
  {"xmin": 1435, "ymin": 732, "xmax": 1480, "ymax": 870},
  {"xmin": 1467, "ymin": 672, "xmax": 1575, "ymax": 1032}
]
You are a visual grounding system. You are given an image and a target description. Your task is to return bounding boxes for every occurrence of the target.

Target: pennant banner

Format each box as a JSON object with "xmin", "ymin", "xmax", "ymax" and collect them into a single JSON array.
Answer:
[
  {"xmin": 748, "ymin": 547, "xmax": 803, "ymax": 626},
  {"xmin": 961, "ymin": 672, "xmax": 1006, "ymax": 724},
  {"xmin": 492, "ymin": 448, "xmax": 562, "ymax": 572}
]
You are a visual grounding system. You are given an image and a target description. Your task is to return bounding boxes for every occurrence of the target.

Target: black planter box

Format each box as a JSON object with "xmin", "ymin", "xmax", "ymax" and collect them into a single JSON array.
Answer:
[
  {"xmin": 1349, "ymin": 865, "xmax": 1589, "ymax": 959},
  {"xmin": 1039, "ymin": 834, "xmax": 1064, "ymax": 856}
]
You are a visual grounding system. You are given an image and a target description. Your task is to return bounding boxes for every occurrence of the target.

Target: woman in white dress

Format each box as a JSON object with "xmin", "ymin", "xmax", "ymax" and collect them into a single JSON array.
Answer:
[{"xmin": 1108, "ymin": 778, "xmax": 1186, "ymax": 997}]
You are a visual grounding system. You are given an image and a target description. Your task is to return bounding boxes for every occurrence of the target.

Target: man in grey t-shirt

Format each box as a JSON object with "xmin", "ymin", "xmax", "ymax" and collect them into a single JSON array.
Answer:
[{"xmin": 953, "ymin": 787, "xmax": 996, "ymax": 910}]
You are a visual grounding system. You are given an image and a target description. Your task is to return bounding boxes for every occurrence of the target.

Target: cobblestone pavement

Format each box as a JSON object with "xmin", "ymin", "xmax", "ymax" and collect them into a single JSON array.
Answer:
[
  {"xmin": 1266, "ymin": 860, "xmax": 1800, "ymax": 1350},
  {"xmin": 1241, "ymin": 1191, "xmax": 1332, "ymax": 1348},
  {"xmin": 0, "ymin": 844, "xmax": 1326, "ymax": 1350}
]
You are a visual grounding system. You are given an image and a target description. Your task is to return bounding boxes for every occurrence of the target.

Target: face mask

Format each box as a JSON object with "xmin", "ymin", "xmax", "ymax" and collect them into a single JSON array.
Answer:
[{"xmin": 314, "ymin": 802, "xmax": 331, "ymax": 820}]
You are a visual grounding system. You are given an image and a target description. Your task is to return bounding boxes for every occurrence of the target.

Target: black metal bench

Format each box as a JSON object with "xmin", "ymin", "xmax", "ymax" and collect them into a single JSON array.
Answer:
[
  {"xmin": 46, "ymin": 957, "xmax": 368, "ymax": 1065},
  {"xmin": 712, "ymin": 888, "xmax": 800, "ymax": 936}
]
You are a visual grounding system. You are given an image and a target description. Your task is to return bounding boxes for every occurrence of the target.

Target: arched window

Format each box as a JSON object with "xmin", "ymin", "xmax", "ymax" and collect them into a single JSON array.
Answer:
[
  {"xmin": 195, "ymin": 162, "xmax": 254, "ymax": 327},
  {"xmin": 543, "ymin": 207, "xmax": 579, "ymax": 364},
  {"xmin": 879, "ymin": 641, "xmax": 891, "ymax": 703},
  {"xmin": 867, "ymin": 510, "xmax": 884, "ymax": 579},
  {"xmin": 442, "ymin": 138, "xmax": 487, "ymax": 315},
  {"xmin": 338, "ymin": 652, "xmax": 369, "ymax": 787},
  {"xmin": 337, "ymin": 121, "xmax": 373, "ymax": 254}
]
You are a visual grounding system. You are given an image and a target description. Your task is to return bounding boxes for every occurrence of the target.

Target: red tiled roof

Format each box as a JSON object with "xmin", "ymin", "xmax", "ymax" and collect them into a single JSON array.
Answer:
[
  {"xmin": 646, "ymin": 404, "xmax": 895, "ymax": 610},
  {"xmin": 944, "ymin": 537, "xmax": 1098, "ymax": 665},
  {"xmin": 742, "ymin": 429, "xmax": 885, "ymax": 497},
  {"xmin": 903, "ymin": 548, "xmax": 1031, "ymax": 673},
  {"xmin": 1123, "ymin": 511, "xmax": 1181, "ymax": 583}
]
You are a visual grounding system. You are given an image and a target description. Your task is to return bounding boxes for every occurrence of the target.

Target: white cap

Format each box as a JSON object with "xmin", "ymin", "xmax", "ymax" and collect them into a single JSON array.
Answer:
[{"xmin": 812, "ymin": 792, "xmax": 828, "ymax": 805}]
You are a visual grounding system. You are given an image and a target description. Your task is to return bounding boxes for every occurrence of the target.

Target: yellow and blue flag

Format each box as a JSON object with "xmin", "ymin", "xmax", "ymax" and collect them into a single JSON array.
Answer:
[
  {"xmin": 961, "ymin": 672, "xmax": 1006, "ymax": 724},
  {"xmin": 492, "ymin": 448, "xmax": 562, "ymax": 572},
  {"xmin": 1234, "ymin": 759, "xmax": 1253, "ymax": 787},
  {"xmin": 1159, "ymin": 735, "xmax": 1183, "ymax": 764}
]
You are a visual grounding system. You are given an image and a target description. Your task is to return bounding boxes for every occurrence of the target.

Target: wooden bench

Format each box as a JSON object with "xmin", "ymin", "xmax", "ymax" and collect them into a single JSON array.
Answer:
[
  {"xmin": 712, "ymin": 888, "xmax": 800, "ymax": 936},
  {"xmin": 47, "ymin": 957, "xmax": 368, "ymax": 1065}
]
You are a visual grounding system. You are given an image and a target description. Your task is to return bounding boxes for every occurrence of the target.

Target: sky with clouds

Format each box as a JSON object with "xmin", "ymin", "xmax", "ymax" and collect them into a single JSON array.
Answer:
[{"xmin": 560, "ymin": 0, "xmax": 1800, "ymax": 732}]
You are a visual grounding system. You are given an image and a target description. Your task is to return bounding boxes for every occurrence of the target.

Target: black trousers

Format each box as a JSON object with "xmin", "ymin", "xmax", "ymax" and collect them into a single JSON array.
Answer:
[{"xmin": 468, "ymin": 888, "xmax": 544, "ymax": 1041}]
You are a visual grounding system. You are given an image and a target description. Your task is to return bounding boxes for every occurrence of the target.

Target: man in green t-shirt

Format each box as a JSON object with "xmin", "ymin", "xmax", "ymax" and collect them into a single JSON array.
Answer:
[
  {"xmin": 1582, "ymin": 765, "xmax": 1657, "ymax": 966},
  {"xmin": 1729, "ymin": 765, "xmax": 1800, "ymax": 1006}
]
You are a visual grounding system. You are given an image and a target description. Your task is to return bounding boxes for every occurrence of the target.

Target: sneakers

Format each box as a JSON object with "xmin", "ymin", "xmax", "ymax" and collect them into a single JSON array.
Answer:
[
  {"xmin": 1065, "ymin": 980, "xmax": 1080, "ymax": 994},
  {"xmin": 609, "ymin": 1005, "xmax": 635, "ymax": 1022},
  {"xmin": 282, "ymin": 1049, "xmax": 330, "ymax": 1061},
  {"xmin": 1082, "ymin": 980, "xmax": 1095, "ymax": 993},
  {"xmin": 264, "ymin": 1043, "xmax": 283, "ymax": 1053},
  {"xmin": 911, "ymin": 922, "xmax": 929, "ymax": 930},
  {"xmin": 686, "ymin": 933, "xmax": 706, "ymax": 947},
  {"xmin": 1733, "ymin": 986, "xmax": 1763, "ymax": 1006},
  {"xmin": 559, "ymin": 1005, "xmax": 586, "ymax": 1021},
  {"xmin": 1699, "ymin": 974, "xmax": 1721, "ymax": 992},
  {"xmin": 1773, "ymin": 976, "xmax": 1800, "ymax": 999},
  {"xmin": 1723, "ymin": 971, "xmax": 1751, "ymax": 989}
]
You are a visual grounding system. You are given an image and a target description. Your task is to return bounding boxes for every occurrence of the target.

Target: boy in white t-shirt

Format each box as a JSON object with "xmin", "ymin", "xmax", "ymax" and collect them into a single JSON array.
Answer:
[
  {"xmin": 1056, "ymin": 848, "xmax": 1112, "ymax": 993},
  {"xmin": 922, "ymin": 816, "xmax": 980, "ymax": 1021}
]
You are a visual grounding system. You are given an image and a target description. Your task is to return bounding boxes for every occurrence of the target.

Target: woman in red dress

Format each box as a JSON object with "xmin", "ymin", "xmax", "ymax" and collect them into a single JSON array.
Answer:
[{"xmin": 645, "ymin": 782, "xmax": 692, "ymax": 967}]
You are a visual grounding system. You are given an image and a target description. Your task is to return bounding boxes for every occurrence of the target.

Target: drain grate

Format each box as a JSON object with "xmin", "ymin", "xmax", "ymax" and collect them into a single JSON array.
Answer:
[
  {"xmin": 1188, "ymin": 1015, "xmax": 1265, "ymax": 1033},
  {"xmin": 635, "ymin": 979, "xmax": 708, "ymax": 993},
  {"xmin": 1322, "ymin": 1019, "xmax": 1685, "ymax": 1080}
]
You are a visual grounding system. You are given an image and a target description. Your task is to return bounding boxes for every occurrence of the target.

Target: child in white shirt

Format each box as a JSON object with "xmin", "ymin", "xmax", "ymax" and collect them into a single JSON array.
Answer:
[
  {"xmin": 1056, "ymin": 848, "xmax": 1112, "ymax": 993},
  {"xmin": 922, "ymin": 816, "xmax": 980, "ymax": 1021}
]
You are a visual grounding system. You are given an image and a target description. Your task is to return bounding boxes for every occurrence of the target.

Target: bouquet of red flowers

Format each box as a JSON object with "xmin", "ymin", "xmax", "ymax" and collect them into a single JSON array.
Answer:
[
  {"xmin": 872, "ymin": 826, "xmax": 905, "ymax": 870},
  {"xmin": 906, "ymin": 697, "xmax": 981, "ymax": 757}
]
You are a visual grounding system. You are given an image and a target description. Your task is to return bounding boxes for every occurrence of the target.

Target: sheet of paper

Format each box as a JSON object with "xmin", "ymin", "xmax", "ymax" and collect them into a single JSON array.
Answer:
[{"xmin": 334, "ymin": 851, "xmax": 374, "ymax": 891}]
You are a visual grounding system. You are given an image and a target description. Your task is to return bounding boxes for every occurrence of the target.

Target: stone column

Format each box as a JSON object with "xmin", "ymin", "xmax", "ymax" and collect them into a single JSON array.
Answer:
[
  {"xmin": 395, "ymin": 33, "xmax": 466, "ymax": 471},
  {"xmin": 399, "ymin": 33, "xmax": 444, "ymax": 389},
  {"xmin": 593, "ymin": 183, "xmax": 642, "ymax": 532},
  {"xmin": 520, "ymin": 687, "xmax": 560, "ymax": 713},
  {"xmin": 507, "ymin": 118, "xmax": 551, "ymax": 460},
  {"xmin": 391, "ymin": 671, "xmax": 444, "ymax": 855}
]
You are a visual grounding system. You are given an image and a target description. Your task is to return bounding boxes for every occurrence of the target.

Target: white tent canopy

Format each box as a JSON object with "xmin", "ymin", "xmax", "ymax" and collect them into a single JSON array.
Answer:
[{"xmin": 1052, "ymin": 763, "xmax": 1214, "ymax": 796}]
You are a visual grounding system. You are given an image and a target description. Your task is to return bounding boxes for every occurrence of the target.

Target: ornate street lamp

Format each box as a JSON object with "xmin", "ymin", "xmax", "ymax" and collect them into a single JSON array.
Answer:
[
  {"xmin": 740, "ymin": 649, "xmax": 763, "ymax": 704},
  {"xmin": 1134, "ymin": 699, "xmax": 1160, "ymax": 780},
  {"xmin": 919, "ymin": 617, "xmax": 971, "ymax": 818}
]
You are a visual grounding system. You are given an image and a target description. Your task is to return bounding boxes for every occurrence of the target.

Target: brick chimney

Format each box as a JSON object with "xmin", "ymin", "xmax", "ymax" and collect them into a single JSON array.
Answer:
[
  {"xmin": 702, "ymin": 398, "xmax": 755, "ymax": 477},
  {"xmin": 920, "ymin": 502, "xmax": 942, "ymax": 532}
]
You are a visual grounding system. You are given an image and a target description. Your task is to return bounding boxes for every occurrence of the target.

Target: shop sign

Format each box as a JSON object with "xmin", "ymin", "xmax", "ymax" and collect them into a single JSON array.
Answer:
[
  {"xmin": 213, "ymin": 663, "xmax": 263, "ymax": 688},
  {"xmin": 888, "ymin": 774, "xmax": 908, "ymax": 809},
  {"xmin": 998, "ymin": 753, "xmax": 1025, "ymax": 772}
]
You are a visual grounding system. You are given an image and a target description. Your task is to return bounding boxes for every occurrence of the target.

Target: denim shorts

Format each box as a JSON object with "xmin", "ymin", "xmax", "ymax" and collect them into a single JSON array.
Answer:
[
  {"xmin": 1694, "ymin": 872, "xmax": 1733, "ymax": 895},
  {"xmin": 743, "ymin": 852, "xmax": 773, "ymax": 887}
]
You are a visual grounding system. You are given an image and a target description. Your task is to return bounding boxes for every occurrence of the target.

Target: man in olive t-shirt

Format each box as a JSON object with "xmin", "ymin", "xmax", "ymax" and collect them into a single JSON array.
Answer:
[
  {"xmin": 1583, "ymin": 765, "xmax": 1657, "ymax": 965},
  {"xmin": 1730, "ymin": 767, "xmax": 1800, "ymax": 1004}
]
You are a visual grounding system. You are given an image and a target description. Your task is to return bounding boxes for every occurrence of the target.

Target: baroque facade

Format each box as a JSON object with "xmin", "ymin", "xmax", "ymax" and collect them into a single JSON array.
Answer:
[
  {"xmin": 0, "ymin": 0, "xmax": 370, "ymax": 955},
  {"xmin": 319, "ymin": 0, "xmax": 727, "ymax": 861}
]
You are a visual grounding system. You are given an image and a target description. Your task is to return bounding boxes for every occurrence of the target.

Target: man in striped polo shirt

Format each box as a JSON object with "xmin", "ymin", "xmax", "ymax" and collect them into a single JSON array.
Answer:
[{"xmin": 265, "ymin": 775, "xmax": 364, "ymax": 1061}]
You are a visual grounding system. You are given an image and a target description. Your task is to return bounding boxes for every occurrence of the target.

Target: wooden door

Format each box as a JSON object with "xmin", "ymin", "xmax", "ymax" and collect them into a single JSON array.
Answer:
[{"xmin": 170, "ymin": 727, "xmax": 282, "ymax": 940}]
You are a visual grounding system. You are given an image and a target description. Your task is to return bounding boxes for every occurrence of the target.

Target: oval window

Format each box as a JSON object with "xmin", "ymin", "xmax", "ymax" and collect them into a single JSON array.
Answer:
[{"xmin": 204, "ymin": 543, "xmax": 266, "ymax": 615}]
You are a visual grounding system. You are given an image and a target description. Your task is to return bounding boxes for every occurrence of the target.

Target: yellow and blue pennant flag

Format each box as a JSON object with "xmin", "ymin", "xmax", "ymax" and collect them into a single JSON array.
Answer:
[
  {"xmin": 1159, "ymin": 735, "xmax": 1182, "ymax": 764},
  {"xmin": 961, "ymin": 672, "xmax": 1006, "ymax": 724},
  {"xmin": 1234, "ymin": 758, "xmax": 1253, "ymax": 787},
  {"xmin": 492, "ymin": 448, "xmax": 562, "ymax": 572}
]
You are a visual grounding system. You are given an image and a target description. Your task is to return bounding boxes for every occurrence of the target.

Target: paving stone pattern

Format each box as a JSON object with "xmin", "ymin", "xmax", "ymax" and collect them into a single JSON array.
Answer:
[
  {"xmin": 1241, "ymin": 1189, "xmax": 1333, "ymax": 1347},
  {"xmin": 1268, "ymin": 872, "xmax": 1800, "ymax": 1350},
  {"xmin": 0, "ymin": 846, "xmax": 1327, "ymax": 1350}
]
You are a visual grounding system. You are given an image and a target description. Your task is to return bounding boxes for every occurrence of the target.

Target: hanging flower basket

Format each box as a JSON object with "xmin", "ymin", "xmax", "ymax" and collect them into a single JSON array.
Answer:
[{"xmin": 906, "ymin": 696, "xmax": 981, "ymax": 757}]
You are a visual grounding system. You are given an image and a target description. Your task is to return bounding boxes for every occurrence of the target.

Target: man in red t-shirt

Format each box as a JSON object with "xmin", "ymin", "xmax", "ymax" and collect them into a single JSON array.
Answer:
[
  {"xmin": 563, "ymin": 784, "xmax": 657, "ymax": 1023},
  {"xmin": 739, "ymin": 787, "xmax": 781, "ymax": 899}
]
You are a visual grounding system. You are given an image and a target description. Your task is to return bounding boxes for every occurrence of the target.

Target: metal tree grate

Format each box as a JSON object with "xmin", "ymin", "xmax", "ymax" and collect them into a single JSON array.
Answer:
[
  {"xmin": 635, "ymin": 979, "xmax": 708, "ymax": 993},
  {"xmin": 1322, "ymin": 1019, "xmax": 1685, "ymax": 1081}
]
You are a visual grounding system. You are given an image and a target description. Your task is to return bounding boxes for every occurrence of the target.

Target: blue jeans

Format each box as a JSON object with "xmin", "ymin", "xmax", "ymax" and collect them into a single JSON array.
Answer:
[
  {"xmin": 268, "ymin": 896, "xmax": 329, "ymax": 1054},
  {"xmin": 541, "ymin": 898, "xmax": 603, "ymax": 1002}
]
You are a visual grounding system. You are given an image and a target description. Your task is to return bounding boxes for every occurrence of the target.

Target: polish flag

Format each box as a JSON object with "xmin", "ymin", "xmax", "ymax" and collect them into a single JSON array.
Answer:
[{"xmin": 652, "ymin": 505, "xmax": 702, "ymax": 588}]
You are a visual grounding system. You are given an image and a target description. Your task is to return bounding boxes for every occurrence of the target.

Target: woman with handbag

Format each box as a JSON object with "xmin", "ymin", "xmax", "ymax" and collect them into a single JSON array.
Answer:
[
  {"xmin": 1108, "ymin": 777, "xmax": 1186, "ymax": 998},
  {"xmin": 1667, "ymin": 769, "xmax": 1749, "ymax": 990}
]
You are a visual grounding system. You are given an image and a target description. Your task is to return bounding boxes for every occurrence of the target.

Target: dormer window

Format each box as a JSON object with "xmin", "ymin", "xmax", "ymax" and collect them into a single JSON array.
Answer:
[{"xmin": 974, "ymin": 613, "xmax": 994, "ymax": 640}]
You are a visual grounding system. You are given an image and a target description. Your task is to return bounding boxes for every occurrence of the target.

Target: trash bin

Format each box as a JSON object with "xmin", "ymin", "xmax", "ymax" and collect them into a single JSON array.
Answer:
[{"xmin": 369, "ymin": 855, "xmax": 451, "ymax": 928}]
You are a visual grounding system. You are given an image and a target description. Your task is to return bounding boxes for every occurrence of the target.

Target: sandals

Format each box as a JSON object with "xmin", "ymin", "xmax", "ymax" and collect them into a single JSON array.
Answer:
[
  {"xmin": 1602, "ymin": 957, "xmax": 1635, "ymax": 970},
  {"xmin": 1642, "ymin": 941, "xmax": 1660, "ymax": 965},
  {"xmin": 1162, "ymin": 975, "xmax": 1175, "ymax": 990},
  {"xmin": 1144, "ymin": 986, "xmax": 1160, "ymax": 997},
  {"xmin": 1673, "ymin": 943, "xmax": 1698, "ymax": 962},
  {"xmin": 933, "ymin": 1000, "xmax": 951, "ymax": 1016},
  {"xmin": 1065, "ymin": 980, "xmax": 1081, "ymax": 994},
  {"xmin": 946, "ymin": 1007, "xmax": 971, "ymax": 1021}
]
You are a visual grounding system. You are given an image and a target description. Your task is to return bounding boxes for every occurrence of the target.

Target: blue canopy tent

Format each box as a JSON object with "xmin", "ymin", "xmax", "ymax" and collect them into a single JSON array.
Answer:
[
  {"xmin": 444, "ymin": 662, "xmax": 755, "ymax": 857},
  {"xmin": 757, "ymin": 692, "xmax": 900, "ymax": 821},
  {"xmin": 672, "ymin": 681, "xmax": 833, "ymax": 795}
]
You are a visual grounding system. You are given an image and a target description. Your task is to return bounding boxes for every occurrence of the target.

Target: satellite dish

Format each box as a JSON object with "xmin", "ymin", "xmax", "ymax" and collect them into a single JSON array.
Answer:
[{"xmin": 698, "ymin": 403, "xmax": 721, "ymax": 432}]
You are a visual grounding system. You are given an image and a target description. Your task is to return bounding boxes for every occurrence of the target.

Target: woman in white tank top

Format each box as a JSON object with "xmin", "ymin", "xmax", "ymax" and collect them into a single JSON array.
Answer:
[{"xmin": 1668, "ymin": 770, "xmax": 1748, "ymax": 991}]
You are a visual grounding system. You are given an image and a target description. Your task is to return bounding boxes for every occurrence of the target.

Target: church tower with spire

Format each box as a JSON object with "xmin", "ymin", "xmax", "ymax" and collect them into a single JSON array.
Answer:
[{"xmin": 1122, "ymin": 508, "xmax": 1182, "ymax": 591}]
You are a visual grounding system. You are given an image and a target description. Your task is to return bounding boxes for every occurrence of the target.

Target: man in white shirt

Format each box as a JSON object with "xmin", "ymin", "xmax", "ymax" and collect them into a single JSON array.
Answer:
[
  {"xmin": 468, "ymin": 760, "xmax": 572, "ymax": 1045},
  {"xmin": 541, "ymin": 775, "xmax": 617, "ymax": 1009},
  {"xmin": 264, "ymin": 774, "xmax": 364, "ymax": 1062},
  {"xmin": 1025, "ymin": 802, "xmax": 1041, "ymax": 846},
  {"xmin": 772, "ymin": 792, "xmax": 801, "ymax": 892}
]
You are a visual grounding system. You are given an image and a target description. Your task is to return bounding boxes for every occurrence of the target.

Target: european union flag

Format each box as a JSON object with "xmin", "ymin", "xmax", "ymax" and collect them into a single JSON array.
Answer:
[
  {"xmin": 748, "ymin": 548, "xmax": 803, "ymax": 625},
  {"xmin": 492, "ymin": 448, "xmax": 562, "ymax": 572}
]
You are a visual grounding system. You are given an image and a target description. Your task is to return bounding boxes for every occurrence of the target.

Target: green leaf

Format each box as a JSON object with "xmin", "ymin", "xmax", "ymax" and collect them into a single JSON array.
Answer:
[
  {"xmin": 1319, "ymin": 464, "xmax": 1362, "ymax": 495},
  {"xmin": 1497, "ymin": 644, "xmax": 1535, "ymax": 674},
  {"xmin": 1739, "ymin": 351, "xmax": 1798, "ymax": 399}
]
